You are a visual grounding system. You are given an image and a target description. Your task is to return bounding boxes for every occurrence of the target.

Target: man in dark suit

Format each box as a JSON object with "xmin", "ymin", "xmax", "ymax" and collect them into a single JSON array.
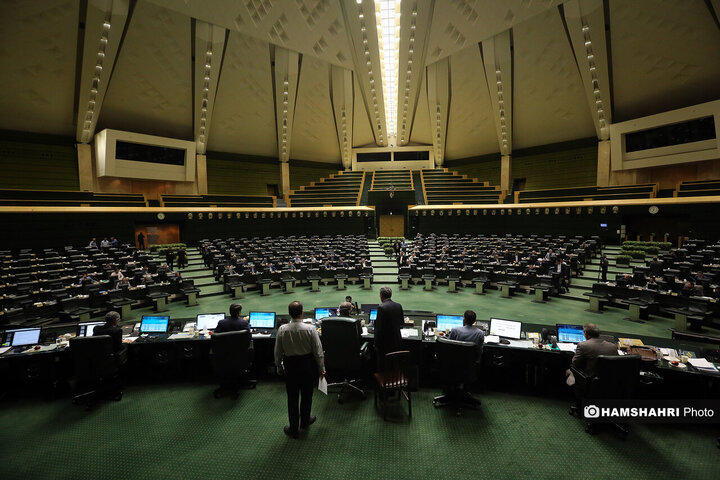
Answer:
[
  {"xmin": 599, "ymin": 254, "xmax": 609, "ymax": 282},
  {"xmin": 374, "ymin": 286, "xmax": 404, "ymax": 371},
  {"xmin": 648, "ymin": 256, "xmax": 664, "ymax": 277},
  {"xmin": 93, "ymin": 310, "xmax": 127, "ymax": 364},
  {"xmin": 566, "ymin": 323, "xmax": 617, "ymax": 385},
  {"xmin": 215, "ymin": 303, "xmax": 250, "ymax": 333}
]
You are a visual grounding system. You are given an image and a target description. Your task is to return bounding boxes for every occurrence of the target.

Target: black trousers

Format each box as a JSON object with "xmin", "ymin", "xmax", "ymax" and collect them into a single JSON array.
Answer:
[
  {"xmin": 283, "ymin": 354, "xmax": 318, "ymax": 432},
  {"xmin": 601, "ymin": 269, "xmax": 607, "ymax": 282}
]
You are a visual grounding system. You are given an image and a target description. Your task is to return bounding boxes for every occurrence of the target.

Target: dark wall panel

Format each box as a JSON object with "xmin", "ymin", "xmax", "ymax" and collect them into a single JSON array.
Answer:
[{"xmin": 0, "ymin": 131, "xmax": 78, "ymax": 190}]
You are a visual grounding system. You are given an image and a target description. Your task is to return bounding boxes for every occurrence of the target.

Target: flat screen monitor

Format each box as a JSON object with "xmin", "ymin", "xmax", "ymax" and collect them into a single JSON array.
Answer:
[
  {"xmin": 489, "ymin": 317, "xmax": 522, "ymax": 340},
  {"xmin": 314, "ymin": 307, "xmax": 338, "ymax": 320},
  {"xmin": 361, "ymin": 303, "xmax": 379, "ymax": 314},
  {"xmin": 196, "ymin": 313, "xmax": 224, "ymax": 330},
  {"xmin": 557, "ymin": 324, "xmax": 585, "ymax": 343},
  {"xmin": 140, "ymin": 315, "xmax": 169, "ymax": 334},
  {"xmin": 436, "ymin": 314, "xmax": 464, "ymax": 332},
  {"xmin": 77, "ymin": 321, "xmax": 105, "ymax": 337},
  {"xmin": 600, "ymin": 223, "xmax": 608, "ymax": 228},
  {"xmin": 249, "ymin": 311, "xmax": 276, "ymax": 329},
  {"xmin": 2, "ymin": 327, "xmax": 42, "ymax": 347},
  {"xmin": 369, "ymin": 309, "xmax": 378, "ymax": 322}
]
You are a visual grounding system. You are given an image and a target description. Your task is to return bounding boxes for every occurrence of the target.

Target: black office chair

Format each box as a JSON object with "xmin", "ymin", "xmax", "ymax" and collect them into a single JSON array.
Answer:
[
  {"xmin": 432, "ymin": 337, "xmax": 481, "ymax": 415},
  {"xmin": 322, "ymin": 317, "xmax": 368, "ymax": 403},
  {"xmin": 69, "ymin": 335, "xmax": 123, "ymax": 410},
  {"xmin": 570, "ymin": 354, "xmax": 641, "ymax": 436},
  {"xmin": 210, "ymin": 330, "xmax": 256, "ymax": 398}
]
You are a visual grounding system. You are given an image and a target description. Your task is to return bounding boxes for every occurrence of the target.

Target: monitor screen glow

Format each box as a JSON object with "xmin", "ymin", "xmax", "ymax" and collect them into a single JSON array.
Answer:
[
  {"xmin": 489, "ymin": 317, "xmax": 522, "ymax": 340},
  {"xmin": 314, "ymin": 307, "xmax": 338, "ymax": 320},
  {"xmin": 140, "ymin": 316, "xmax": 169, "ymax": 333},
  {"xmin": 196, "ymin": 313, "xmax": 225, "ymax": 330},
  {"xmin": 4, "ymin": 328, "xmax": 42, "ymax": 347},
  {"xmin": 78, "ymin": 321, "xmax": 105, "ymax": 337},
  {"xmin": 249, "ymin": 311, "xmax": 276, "ymax": 329},
  {"xmin": 369, "ymin": 309, "xmax": 378, "ymax": 321},
  {"xmin": 557, "ymin": 324, "xmax": 585, "ymax": 343},
  {"xmin": 436, "ymin": 315, "xmax": 464, "ymax": 331}
]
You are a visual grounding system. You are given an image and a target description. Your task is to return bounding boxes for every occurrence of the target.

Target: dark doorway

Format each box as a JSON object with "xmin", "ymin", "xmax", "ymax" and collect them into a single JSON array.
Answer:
[
  {"xmin": 267, "ymin": 184, "xmax": 279, "ymax": 196},
  {"xmin": 512, "ymin": 178, "xmax": 527, "ymax": 192}
]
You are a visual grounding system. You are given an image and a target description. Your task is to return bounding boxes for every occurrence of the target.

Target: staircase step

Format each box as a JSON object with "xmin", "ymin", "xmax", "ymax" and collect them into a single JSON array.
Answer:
[
  {"xmin": 373, "ymin": 274, "xmax": 399, "ymax": 284},
  {"xmin": 198, "ymin": 284, "xmax": 226, "ymax": 297}
]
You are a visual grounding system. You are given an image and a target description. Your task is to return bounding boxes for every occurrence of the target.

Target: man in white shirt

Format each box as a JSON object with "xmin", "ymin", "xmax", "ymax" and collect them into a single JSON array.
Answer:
[{"xmin": 274, "ymin": 301, "xmax": 326, "ymax": 438}]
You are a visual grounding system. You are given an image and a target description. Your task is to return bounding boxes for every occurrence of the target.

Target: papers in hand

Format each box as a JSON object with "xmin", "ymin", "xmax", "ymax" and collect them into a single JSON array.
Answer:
[{"xmin": 318, "ymin": 376, "xmax": 328, "ymax": 395}]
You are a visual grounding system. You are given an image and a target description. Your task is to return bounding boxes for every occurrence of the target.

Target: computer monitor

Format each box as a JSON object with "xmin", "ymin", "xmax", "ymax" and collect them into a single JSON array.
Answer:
[
  {"xmin": 369, "ymin": 309, "xmax": 378, "ymax": 322},
  {"xmin": 249, "ymin": 311, "xmax": 276, "ymax": 329},
  {"xmin": 2, "ymin": 327, "xmax": 42, "ymax": 347},
  {"xmin": 489, "ymin": 317, "xmax": 522, "ymax": 340},
  {"xmin": 196, "ymin": 313, "xmax": 225, "ymax": 330},
  {"xmin": 436, "ymin": 314, "xmax": 464, "ymax": 332},
  {"xmin": 314, "ymin": 307, "xmax": 338, "ymax": 320},
  {"xmin": 139, "ymin": 315, "xmax": 170, "ymax": 334},
  {"xmin": 77, "ymin": 321, "xmax": 105, "ymax": 337},
  {"xmin": 361, "ymin": 303, "xmax": 379, "ymax": 314},
  {"xmin": 556, "ymin": 324, "xmax": 585, "ymax": 343}
]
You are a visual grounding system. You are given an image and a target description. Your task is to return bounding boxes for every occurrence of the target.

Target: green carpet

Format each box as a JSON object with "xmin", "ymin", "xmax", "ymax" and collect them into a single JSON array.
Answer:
[
  {"xmin": 0, "ymin": 381, "xmax": 717, "ymax": 480},
  {"xmin": 118, "ymin": 283, "xmax": 681, "ymax": 339}
]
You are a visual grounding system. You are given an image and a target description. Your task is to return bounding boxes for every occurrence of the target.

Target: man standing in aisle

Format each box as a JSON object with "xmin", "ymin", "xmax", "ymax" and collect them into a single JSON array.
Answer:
[
  {"xmin": 599, "ymin": 254, "xmax": 609, "ymax": 282},
  {"xmin": 274, "ymin": 301, "xmax": 325, "ymax": 438},
  {"xmin": 374, "ymin": 286, "xmax": 403, "ymax": 371}
]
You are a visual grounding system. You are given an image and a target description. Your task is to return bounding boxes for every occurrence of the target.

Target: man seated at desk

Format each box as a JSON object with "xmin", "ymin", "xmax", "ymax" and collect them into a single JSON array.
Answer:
[
  {"xmin": 78, "ymin": 273, "xmax": 97, "ymax": 286},
  {"xmin": 93, "ymin": 310, "xmax": 127, "ymax": 364},
  {"xmin": 645, "ymin": 277, "xmax": 659, "ymax": 290},
  {"xmin": 566, "ymin": 323, "xmax": 617, "ymax": 387},
  {"xmin": 449, "ymin": 310, "xmax": 484, "ymax": 352},
  {"xmin": 215, "ymin": 303, "xmax": 250, "ymax": 333}
]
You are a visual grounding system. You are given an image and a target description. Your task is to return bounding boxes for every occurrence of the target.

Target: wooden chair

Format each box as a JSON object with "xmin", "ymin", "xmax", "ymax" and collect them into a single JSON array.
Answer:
[{"xmin": 374, "ymin": 351, "xmax": 412, "ymax": 420}]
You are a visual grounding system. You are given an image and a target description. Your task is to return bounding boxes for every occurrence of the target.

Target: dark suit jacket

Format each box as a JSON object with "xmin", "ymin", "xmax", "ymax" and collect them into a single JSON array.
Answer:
[
  {"xmin": 374, "ymin": 299, "xmax": 404, "ymax": 357},
  {"xmin": 215, "ymin": 316, "xmax": 250, "ymax": 333},
  {"xmin": 572, "ymin": 337, "xmax": 618, "ymax": 377},
  {"xmin": 93, "ymin": 324, "xmax": 124, "ymax": 353}
]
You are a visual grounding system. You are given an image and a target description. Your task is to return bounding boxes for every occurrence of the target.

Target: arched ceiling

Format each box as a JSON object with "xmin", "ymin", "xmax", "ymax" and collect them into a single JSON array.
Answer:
[{"xmin": 0, "ymin": 0, "xmax": 718, "ymax": 166}]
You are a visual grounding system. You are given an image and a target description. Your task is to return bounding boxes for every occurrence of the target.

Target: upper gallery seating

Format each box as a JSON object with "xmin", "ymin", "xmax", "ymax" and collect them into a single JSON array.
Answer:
[
  {"xmin": 201, "ymin": 235, "xmax": 370, "ymax": 290},
  {"xmin": 421, "ymin": 169, "xmax": 504, "ymax": 204},
  {"xmin": 515, "ymin": 184, "xmax": 657, "ymax": 203},
  {"xmin": 370, "ymin": 170, "xmax": 413, "ymax": 190},
  {"xmin": 287, "ymin": 171, "xmax": 365, "ymax": 207},
  {"xmin": 0, "ymin": 245, "xmax": 194, "ymax": 327},
  {"xmin": 161, "ymin": 194, "xmax": 275, "ymax": 207},
  {"xmin": 674, "ymin": 179, "xmax": 720, "ymax": 198},
  {"xmin": 0, "ymin": 189, "xmax": 147, "ymax": 207}
]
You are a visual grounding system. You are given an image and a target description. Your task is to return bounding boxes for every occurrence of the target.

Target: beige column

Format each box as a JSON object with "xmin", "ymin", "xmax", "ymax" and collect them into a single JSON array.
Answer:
[
  {"xmin": 500, "ymin": 155, "xmax": 512, "ymax": 193},
  {"xmin": 280, "ymin": 162, "xmax": 290, "ymax": 197},
  {"xmin": 77, "ymin": 143, "xmax": 94, "ymax": 191},
  {"xmin": 596, "ymin": 139, "xmax": 611, "ymax": 187},
  {"xmin": 196, "ymin": 154, "xmax": 207, "ymax": 194}
]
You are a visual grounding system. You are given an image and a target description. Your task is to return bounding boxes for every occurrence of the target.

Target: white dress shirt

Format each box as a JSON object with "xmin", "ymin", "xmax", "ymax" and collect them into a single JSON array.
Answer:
[{"xmin": 274, "ymin": 318, "xmax": 325, "ymax": 374}]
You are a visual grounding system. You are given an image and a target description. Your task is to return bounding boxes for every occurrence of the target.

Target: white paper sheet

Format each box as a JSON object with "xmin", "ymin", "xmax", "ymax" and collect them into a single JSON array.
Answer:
[
  {"xmin": 556, "ymin": 343, "xmax": 577, "ymax": 353},
  {"xmin": 688, "ymin": 358, "xmax": 718, "ymax": 371},
  {"xmin": 168, "ymin": 333, "xmax": 192, "ymax": 340},
  {"xmin": 318, "ymin": 376, "xmax": 328, "ymax": 395},
  {"xmin": 484, "ymin": 335, "xmax": 500, "ymax": 344},
  {"xmin": 0, "ymin": 346, "xmax": 11, "ymax": 355},
  {"xmin": 400, "ymin": 328, "xmax": 417, "ymax": 338}
]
